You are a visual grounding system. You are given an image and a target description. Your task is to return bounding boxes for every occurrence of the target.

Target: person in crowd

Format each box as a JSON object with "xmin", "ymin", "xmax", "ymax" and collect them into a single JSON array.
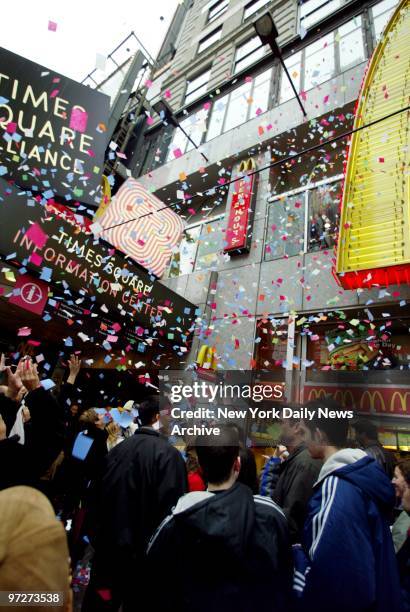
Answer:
[
  {"xmin": 0, "ymin": 356, "xmax": 65, "ymax": 492},
  {"xmin": 105, "ymin": 421, "xmax": 124, "ymax": 452},
  {"xmin": 146, "ymin": 425, "xmax": 293, "ymax": 612},
  {"xmin": 271, "ymin": 404, "xmax": 322, "ymax": 543},
  {"xmin": 395, "ymin": 463, "xmax": 410, "ymax": 611},
  {"xmin": 84, "ymin": 396, "xmax": 187, "ymax": 611},
  {"xmin": 238, "ymin": 445, "xmax": 259, "ymax": 493},
  {"xmin": 185, "ymin": 443, "xmax": 206, "ymax": 491},
  {"xmin": 393, "ymin": 461, "xmax": 410, "ymax": 553},
  {"xmin": 62, "ymin": 408, "xmax": 108, "ymax": 563},
  {"xmin": 64, "ymin": 409, "xmax": 108, "ymax": 508},
  {"xmin": 225, "ymin": 422, "xmax": 259, "ymax": 493},
  {"xmin": 59, "ymin": 354, "xmax": 83, "ymax": 414},
  {"xmin": 0, "ymin": 486, "xmax": 72, "ymax": 612},
  {"xmin": 259, "ymin": 445, "xmax": 288, "ymax": 497},
  {"xmin": 293, "ymin": 398, "xmax": 403, "ymax": 612},
  {"xmin": 353, "ymin": 418, "xmax": 396, "ymax": 478}
]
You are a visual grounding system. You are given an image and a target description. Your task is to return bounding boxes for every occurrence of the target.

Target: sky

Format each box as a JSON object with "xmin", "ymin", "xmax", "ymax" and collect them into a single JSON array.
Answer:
[{"xmin": 1, "ymin": 0, "xmax": 180, "ymax": 83}]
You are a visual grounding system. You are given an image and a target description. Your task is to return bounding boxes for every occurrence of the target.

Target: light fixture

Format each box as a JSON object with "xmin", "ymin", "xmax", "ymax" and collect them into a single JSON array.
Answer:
[
  {"xmin": 254, "ymin": 12, "xmax": 307, "ymax": 116},
  {"xmin": 254, "ymin": 13, "xmax": 278, "ymax": 42}
]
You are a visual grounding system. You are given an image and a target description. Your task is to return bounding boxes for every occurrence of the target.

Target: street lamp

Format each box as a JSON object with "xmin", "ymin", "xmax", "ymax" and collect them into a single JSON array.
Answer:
[
  {"xmin": 254, "ymin": 12, "xmax": 307, "ymax": 117},
  {"xmin": 152, "ymin": 99, "xmax": 209, "ymax": 163}
]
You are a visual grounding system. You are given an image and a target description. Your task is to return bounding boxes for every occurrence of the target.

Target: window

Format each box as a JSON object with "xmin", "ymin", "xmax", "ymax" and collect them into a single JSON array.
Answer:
[
  {"xmin": 167, "ymin": 107, "xmax": 209, "ymax": 160},
  {"xmin": 234, "ymin": 37, "xmax": 267, "ymax": 74},
  {"xmin": 207, "ymin": 94, "xmax": 229, "ymax": 141},
  {"xmin": 338, "ymin": 16, "xmax": 365, "ymax": 71},
  {"xmin": 208, "ymin": 0, "xmax": 229, "ymax": 22},
  {"xmin": 279, "ymin": 16, "xmax": 365, "ymax": 100},
  {"xmin": 185, "ymin": 69, "xmax": 211, "ymax": 105},
  {"xmin": 265, "ymin": 194, "xmax": 305, "ymax": 260},
  {"xmin": 265, "ymin": 176, "xmax": 343, "ymax": 261},
  {"xmin": 279, "ymin": 52, "xmax": 302, "ymax": 103},
  {"xmin": 169, "ymin": 226, "xmax": 201, "ymax": 277},
  {"xmin": 243, "ymin": 0, "xmax": 270, "ymax": 21},
  {"xmin": 371, "ymin": 0, "xmax": 399, "ymax": 42},
  {"xmin": 224, "ymin": 82, "xmax": 252, "ymax": 131},
  {"xmin": 198, "ymin": 27, "xmax": 222, "ymax": 54},
  {"xmin": 206, "ymin": 67, "xmax": 273, "ymax": 140},
  {"xmin": 307, "ymin": 181, "xmax": 342, "ymax": 252},
  {"xmin": 304, "ymin": 32, "xmax": 335, "ymax": 90},
  {"xmin": 196, "ymin": 218, "xmax": 225, "ymax": 270},
  {"xmin": 300, "ymin": 0, "xmax": 343, "ymax": 31}
]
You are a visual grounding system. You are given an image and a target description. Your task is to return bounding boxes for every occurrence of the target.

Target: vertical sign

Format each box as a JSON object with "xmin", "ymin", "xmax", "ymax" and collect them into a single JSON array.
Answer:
[{"xmin": 224, "ymin": 158, "xmax": 256, "ymax": 255}]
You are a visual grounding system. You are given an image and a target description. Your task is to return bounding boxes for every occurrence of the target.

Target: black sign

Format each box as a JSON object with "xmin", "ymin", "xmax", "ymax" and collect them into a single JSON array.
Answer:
[
  {"xmin": 0, "ymin": 47, "xmax": 110, "ymax": 206},
  {"xmin": 0, "ymin": 179, "xmax": 196, "ymax": 344}
]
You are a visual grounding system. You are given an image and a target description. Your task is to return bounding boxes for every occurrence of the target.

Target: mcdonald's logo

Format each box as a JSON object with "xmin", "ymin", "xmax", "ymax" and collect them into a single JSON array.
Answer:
[
  {"xmin": 308, "ymin": 388, "xmax": 354, "ymax": 406},
  {"xmin": 360, "ymin": 391, "xmax": 386, "ymax": 412},
  {"xmin": 307, "ymin": 389, "xmax": 327, "ymax": 401},
  {"xmin": 238, "ymin": 158, "xmax": 256, "ymax": 173},
  {"xmin": 334, "ymin": 390, "xmax": 355, "ymax": 407},
  {"xmin": 390, "ymin": 392, "xmax": 410, "ymax": 413}
]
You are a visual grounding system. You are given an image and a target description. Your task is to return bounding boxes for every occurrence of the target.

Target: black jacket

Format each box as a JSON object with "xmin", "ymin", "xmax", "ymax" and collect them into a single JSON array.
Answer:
[
  {"xmin": 272, "ymin": 444, "xmax": 322, "ymax": 543},
  {"xmin": 0, "ymin": 388, "xmax": 64, "ymax": 488},
  {"xmin": 92, "ymin": 427, "xmax": 187, "ymax": 566},
  {"xmin": 364, "ymin": 441, "xmax": 396, "ymax": 480},
  {"xmin": 146, "ymin": 482, "xmax": 293, "ymax": 612}
]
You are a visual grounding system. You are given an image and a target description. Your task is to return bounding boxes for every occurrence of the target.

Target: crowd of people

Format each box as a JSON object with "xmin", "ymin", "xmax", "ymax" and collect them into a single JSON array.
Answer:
[{"xmin": 0, "ymin": 354, "xmax": 409, "ymax": 611}]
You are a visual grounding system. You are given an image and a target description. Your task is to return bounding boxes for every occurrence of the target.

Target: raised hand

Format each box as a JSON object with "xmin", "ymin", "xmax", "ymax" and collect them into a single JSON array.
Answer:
[
  {"xmin": 5, "ymin": 364, "xmax": 25, "ymax": 401},
  {"xmin": 19, "ymin": 359, "xmax": 41, "ymax": 393},
  {"xmin": 67, "ymin": 354, "xmax": 81, "ymax": 384}
]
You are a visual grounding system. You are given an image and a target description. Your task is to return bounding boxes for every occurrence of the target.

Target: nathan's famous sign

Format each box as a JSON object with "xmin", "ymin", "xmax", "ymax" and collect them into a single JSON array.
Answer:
[
  {"xmin": 0, "ymin": 179, "xmax": 196, "ymax": 341},
  {"xmin": 0, "ymin": 47, "xmax": 110, "ymax": 206}
]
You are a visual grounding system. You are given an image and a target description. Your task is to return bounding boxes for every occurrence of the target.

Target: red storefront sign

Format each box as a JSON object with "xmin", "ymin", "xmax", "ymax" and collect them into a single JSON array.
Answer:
[
  {"xmin": 224, "ymin": 159, "xmax": 255, "ymax": 254},
  {"xmin": 9, "ymin": 274, "xmax": 48, "ymax": 315},
  {"xmin": 303, "ymin": 384, "xmax": 410, "ymax": 414}
]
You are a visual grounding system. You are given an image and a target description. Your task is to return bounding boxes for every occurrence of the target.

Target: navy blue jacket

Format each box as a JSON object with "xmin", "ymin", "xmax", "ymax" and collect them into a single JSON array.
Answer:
[{"xmin": 294, "ymin": 449, "xmax": 403, "ymax": 612}]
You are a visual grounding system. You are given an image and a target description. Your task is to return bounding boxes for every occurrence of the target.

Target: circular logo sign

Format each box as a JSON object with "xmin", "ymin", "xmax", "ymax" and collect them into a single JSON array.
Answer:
[{"xmin": 20, "ymin": 282, "xmax": 43, "ymax": 305}]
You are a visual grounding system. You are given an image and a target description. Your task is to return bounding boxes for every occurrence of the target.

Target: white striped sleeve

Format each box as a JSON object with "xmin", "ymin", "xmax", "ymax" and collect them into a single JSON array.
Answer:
[{"xmin": 309, "ymin": 476, "xmax": 338, "ymax": 559}]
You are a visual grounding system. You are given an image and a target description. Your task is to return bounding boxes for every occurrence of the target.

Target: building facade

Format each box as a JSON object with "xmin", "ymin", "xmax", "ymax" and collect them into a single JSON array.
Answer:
[{"xmin": 113, "ymin": 0, "xmax": 410, "ymax": 446}]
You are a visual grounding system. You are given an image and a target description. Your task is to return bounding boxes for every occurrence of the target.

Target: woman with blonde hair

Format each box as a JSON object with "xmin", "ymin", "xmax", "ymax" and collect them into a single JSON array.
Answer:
[
  {"xmin": 0, "ymin": 486, "xmax": 72, "ymax": 611},
  {"xmin": 106, "ymin": 421, "xmax": 124, "ymax": 451}
]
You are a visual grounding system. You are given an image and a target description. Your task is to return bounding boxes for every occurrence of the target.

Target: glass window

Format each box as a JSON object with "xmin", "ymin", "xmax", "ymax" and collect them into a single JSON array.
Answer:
[
  {"xmin": 300, "ymin": 0, "xmax": 343, "ymax": 31},
  {"xmin": 169, "ymin": 226, "xmax": 201, "ymax": 277},
  {"xmin": 338, "ymin": 16, "xmax": 365, "ymax": 71},
  {"xmin": 224, "ymin": 81, "xmax": 252, "ymax": 131},
  {"xmin": 185, "ymin": 69, "xmax": 211, "ymax": 105},
  {"xmin": 307, "ymin": 181, "xmax": 342, "ymax": 252},
  {"xmin": 234, "ymin": 37, "xmax": 267, "ymax": 74},
  {"xmin": 250, "ymin": 69, "xmax": 272, "ymax": 117},
  {"xmin": 198, "ymin": 27, "xmax": 222, "ymax": 54},
  {"xmin": 167, "ymin": 108, "xmax": 209, "ymax": 160},
  {"xmin": 208, "ymin": 0, "xmax": 229, "ymax": 22},
  {"xmin": 371, "ymin": 0, "xmax": 399, "ymax": 41},
  {"xmin": 304, "ymin": 32, "xmax": 335, "ymax": 90},
  {"xmin": 279, "ymin": 52, "xmax": 302, "ymax": 103},
  {"xmin": 206, "ymin": 94, "xmax": 229, "ymax": 141},
  {"xmin": 265, "ymin": 194, "xmax": 305, "ymax": 259},
  {"xmin": 243, "ymin": 0, "xmax": 270, "ymax": 21},
  {"xmin": 195, "ymin": 218, "xmax": 225, "ymax": 270}
]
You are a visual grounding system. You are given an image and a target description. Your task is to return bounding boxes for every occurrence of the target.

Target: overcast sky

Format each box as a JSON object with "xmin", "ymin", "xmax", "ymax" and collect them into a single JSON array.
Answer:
[{"xmin": 1, "ymin": 0, "xmax": 180, "ymax": 82}]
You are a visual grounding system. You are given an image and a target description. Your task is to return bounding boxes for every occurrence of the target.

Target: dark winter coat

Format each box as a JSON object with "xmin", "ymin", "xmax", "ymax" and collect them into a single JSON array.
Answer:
[
  {"xmin": 272, "ymin": 444, "xmax": 322, "ymax": 543},
  {"xmin": 91, "ymin": 427, "xmax": 187, "ymax": 571},
  {"xmin": 146, "ymin": 482, "xmax": 293, "ymax": 612}
]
